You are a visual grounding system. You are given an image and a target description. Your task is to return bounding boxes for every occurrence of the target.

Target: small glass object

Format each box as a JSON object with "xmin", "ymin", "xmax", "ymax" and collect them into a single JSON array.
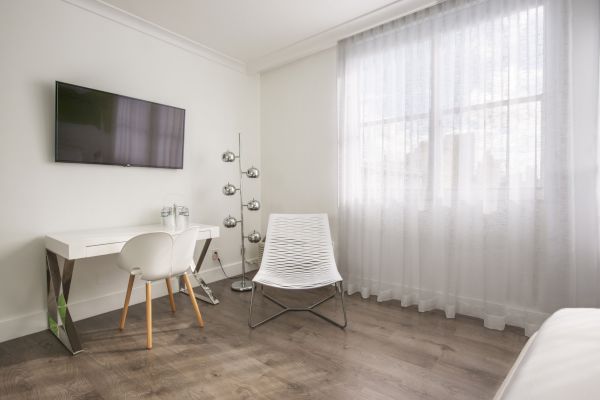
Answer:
[
  {"xmin": 176, "ymin": 206, "xmax": 189, "ymax": 229},
  {"xmin": 161, "ymin": 207, "xmax": 175, "ymax": 228}
]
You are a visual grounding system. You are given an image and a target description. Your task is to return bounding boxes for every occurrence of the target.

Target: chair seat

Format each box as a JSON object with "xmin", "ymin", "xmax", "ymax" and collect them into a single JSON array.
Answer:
[
  {"xmin": 253, "ymin": 264, "xmax": 342, "ymax": 289},
  {"xmin": 252, "ymin": 214, "xmax": 342, "ymax": 290}
]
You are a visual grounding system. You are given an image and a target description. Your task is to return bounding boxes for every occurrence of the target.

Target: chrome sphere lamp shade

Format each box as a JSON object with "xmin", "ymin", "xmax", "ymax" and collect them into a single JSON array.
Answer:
[
  {"xmin": 246, "ymin": 199, "xmax": 261, "ymax": 211},
  {"xmin": 222, "ymin": 150, "xmax": 237, "ymax": 162},
  {"xmin": 223, "ymin": 215, "xmax": 239, "ymax": 228},
  {"xmin": 246, "ymin": 167, "xmax": 260, "ymax": 178},
  {"xmin": 247, "ymin": 231, "xmax": 262, "ymax": 243},
  {"xmin": 222, "ymin": 183, "xmax": 238, "ymax": 196}
]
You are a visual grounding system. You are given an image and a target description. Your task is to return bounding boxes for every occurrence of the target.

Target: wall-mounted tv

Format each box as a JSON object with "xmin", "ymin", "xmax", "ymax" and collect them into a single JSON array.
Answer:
[{"xmin": 55, "ymin": 81, "xmax": 185, "ymax": 169}]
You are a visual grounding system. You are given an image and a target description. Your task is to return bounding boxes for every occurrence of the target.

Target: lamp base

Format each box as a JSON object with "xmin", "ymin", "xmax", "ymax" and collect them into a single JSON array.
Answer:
[{"xmin": 231, "ymin": 280, "xmax": 253, "ymax": 292}]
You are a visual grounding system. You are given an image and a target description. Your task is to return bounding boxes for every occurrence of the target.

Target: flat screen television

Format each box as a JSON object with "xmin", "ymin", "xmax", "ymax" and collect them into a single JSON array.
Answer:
[{"xmin": 55, "ymin": 81, "xmax": 185, "ymax": 169}]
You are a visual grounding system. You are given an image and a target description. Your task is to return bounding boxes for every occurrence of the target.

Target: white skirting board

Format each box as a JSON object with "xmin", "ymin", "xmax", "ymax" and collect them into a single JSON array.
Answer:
[{"xmin": 0, "ymin": 259, "xmax": 258, "ymax": 344}]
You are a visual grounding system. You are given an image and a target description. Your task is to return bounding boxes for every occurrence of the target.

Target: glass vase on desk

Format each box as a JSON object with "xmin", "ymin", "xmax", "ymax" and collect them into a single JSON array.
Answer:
[
  {"xmin": 161, "ymin": 207, "xmax": 175, "ymax": 229},
  {"xmin": 176, "ymin": 206, "xmax": 189, "ymax": 230}
]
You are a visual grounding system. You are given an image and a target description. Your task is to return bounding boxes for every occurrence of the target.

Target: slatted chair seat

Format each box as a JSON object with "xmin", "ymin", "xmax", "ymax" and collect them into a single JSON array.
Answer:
[{"xmin": 249, "ymin": 214, "xmax": 347, "ymax": 328}]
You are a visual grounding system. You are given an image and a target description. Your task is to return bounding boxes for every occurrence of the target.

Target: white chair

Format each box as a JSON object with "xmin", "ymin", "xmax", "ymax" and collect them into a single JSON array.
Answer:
[
  {"xmin": 117, "ymin": 228, "xmax": 204, "ymax": 350},
  {"xmin": 249, "ymin": 214, "xmax": 347, "ymax": 328}
]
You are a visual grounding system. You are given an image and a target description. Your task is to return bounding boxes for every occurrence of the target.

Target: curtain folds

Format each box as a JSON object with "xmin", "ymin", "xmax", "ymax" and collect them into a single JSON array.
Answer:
[{"xmin": 338, "ymin": 0, "xmax": 574, "ymax": 335}]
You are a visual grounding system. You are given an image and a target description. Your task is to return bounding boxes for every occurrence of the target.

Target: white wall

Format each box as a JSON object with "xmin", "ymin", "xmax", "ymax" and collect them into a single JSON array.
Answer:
[
  {"xmin": 571, "ymin": 0, "xmax": 600, "ymax": 306},
  {"xmin": 0, "ymin": 0, "xmax": 261, "ymax": 342},
  {"xmin": 260, "ymin": 48, "xmax": 339, "ymax": 248}
]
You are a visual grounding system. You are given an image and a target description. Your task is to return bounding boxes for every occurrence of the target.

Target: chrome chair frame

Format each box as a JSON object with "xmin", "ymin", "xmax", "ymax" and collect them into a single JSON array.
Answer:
[{"xmin": 248, "ymin": 281, "xmax": 347, "ymax": 328}]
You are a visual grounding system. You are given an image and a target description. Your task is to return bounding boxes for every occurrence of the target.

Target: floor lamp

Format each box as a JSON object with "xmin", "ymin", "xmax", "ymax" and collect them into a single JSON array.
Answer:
[{"xmin": 221, "ymin": 133, "xmax": 262, "ymax": 292}]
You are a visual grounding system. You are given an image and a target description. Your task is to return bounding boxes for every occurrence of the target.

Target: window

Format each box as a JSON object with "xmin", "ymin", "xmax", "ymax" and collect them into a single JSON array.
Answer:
[{"xmin": 339, "ymin": 2, "xmax": 548, "ymax": 210}]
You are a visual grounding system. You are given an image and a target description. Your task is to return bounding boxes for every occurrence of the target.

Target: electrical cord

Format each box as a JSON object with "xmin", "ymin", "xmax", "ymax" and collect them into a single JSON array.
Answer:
[{"xmin": 217, "ymin": 256, "xmax": 232, "ymax": 279}]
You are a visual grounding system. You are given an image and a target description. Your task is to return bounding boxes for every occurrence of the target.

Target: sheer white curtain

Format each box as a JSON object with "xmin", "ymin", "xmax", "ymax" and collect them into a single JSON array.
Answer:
[{"xmin": 338, "ymin": 0, "xmax": 572, "ymax": 335}]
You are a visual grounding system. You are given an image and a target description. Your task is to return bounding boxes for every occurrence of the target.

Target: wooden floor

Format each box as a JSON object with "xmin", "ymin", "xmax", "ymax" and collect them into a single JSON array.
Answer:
[{"xmin": 0, "ymin": 276, "xmax": 526, "ymax": 399}]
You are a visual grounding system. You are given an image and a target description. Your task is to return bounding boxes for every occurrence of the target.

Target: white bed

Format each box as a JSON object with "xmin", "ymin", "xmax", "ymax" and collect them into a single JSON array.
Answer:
[{"xmin": 495, "ymin": 308, "xmax": 600, "ymax": 400}]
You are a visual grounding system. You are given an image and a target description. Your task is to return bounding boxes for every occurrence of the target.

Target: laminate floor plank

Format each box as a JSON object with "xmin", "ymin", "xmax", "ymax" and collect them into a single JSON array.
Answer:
[{"xmin": 0, "ymin": 276, "xmax": 526, "ymax": 399}]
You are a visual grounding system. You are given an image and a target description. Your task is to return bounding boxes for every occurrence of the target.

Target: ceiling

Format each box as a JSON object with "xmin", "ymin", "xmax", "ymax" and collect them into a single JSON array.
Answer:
[{"xmin": 101, "ymin": 0, "xmax": 400, "ymax": 64}]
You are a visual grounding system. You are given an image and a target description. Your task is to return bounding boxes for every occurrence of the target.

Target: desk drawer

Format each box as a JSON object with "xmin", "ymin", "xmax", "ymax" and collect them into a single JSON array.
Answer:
[
  {"xmin": 85, "ymin": 242, "xmax": 126, "ymax": 258},
  {"xmin": 83, "ymin": 233, "xmax": 212, "ymax": 258}
]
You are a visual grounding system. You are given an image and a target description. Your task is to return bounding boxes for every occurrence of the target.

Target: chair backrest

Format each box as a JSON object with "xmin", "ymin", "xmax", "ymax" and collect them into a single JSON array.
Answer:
[
  {"xmin": 172, "ymin": 227, "xmax": 199, "ymax": 276},
  {"xmin": 256, "ymin": 213, "xmax": 341, "ymax": 289},
  {"xmin": 118, "ymin": 232, "xmax": 173, "ymax": 281}
]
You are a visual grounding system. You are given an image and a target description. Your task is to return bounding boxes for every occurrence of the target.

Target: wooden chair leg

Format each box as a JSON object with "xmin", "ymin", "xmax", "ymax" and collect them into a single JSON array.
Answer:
[
  {"xmin": 146, "ymin": 282, "xmax": 152, "ymax": 350},
  {"xmin": 182, "ymin": 274, "xmax": 204, "ymax": 328},
  {"xmin": 165, "ymin": 278, "xmax": 176, "ymax": 313},
  {"xmin": 119, "ymin": 275, "xmax": 135, "ymax": 330}
]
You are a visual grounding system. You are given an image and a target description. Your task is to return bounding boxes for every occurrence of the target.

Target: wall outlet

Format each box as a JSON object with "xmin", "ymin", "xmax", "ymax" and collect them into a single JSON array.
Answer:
[{"xmin": 212, "ymin": 250, "xmax": 219, "ymax": 261}]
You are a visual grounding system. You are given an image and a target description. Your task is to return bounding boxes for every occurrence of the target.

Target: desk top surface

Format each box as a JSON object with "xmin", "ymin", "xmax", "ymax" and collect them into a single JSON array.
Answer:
[{"xmin": 46, "ymin": 223, "xmax": 219, "ymax": 260}]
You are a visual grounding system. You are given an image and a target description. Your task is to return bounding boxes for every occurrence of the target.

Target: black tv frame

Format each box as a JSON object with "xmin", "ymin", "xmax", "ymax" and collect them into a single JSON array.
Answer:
[{"xmin": 54, "ymin": 81, "xmax": 186, "ymax": 169}]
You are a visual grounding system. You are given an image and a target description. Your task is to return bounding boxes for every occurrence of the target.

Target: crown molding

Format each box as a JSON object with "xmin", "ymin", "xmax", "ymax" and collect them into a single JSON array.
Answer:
[
  {"xmin": 248, "ymin": 0, "xmax": 442, "ymax": 74},
  {"xmin": 62, "ymin": 0, "xmax": 247, "ymax": 73}
]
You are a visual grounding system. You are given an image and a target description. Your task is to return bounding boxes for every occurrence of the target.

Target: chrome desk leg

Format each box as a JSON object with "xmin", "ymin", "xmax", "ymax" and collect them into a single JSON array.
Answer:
[
  {"xmin": 46, "ymin": 250, "xmax": 83, "ymax": 355},
  {"xmin": 179, "ymin": 239, "xmax": 219, "ymax": 305}
]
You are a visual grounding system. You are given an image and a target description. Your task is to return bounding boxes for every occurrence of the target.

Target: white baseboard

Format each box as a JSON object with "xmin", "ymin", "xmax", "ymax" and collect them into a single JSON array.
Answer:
[
  {"xmin": 0, "ymin": 259, "xmax": 258, "ymax": 344},
  {"xmin": 200, "ymin": 257, "xmax": 258, "ymax": 284},
  {"xmin": 0, "ymin": 311, "xmax": 48, "ymax": 344}
]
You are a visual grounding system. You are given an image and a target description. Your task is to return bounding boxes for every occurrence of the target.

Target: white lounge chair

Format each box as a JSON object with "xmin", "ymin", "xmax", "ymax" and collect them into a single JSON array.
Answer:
[{"xmin": 249, "ymin": 214, "xmax": 347, "ymax": 328}]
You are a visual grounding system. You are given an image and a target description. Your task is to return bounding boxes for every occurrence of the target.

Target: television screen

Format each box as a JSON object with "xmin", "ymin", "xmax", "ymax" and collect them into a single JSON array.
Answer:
[{"xmin": 55, "ymin": 81, "xmax": 185, "ymax": 169}]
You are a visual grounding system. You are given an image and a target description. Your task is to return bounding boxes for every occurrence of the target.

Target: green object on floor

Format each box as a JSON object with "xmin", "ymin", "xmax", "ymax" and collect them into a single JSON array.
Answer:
[
  {"xmin": 58, "ymin": 294, "xmax": 67, "ymax": 322},
  {"xmin": 48, "ymin": 316, "xmax": 58, "ymax": 336}
]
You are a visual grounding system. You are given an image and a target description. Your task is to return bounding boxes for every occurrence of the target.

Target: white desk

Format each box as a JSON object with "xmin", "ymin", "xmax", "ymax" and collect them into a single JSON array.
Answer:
[{"xmin": 45, "ymin": 223, "xmax": 220, "ymax": 355}]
